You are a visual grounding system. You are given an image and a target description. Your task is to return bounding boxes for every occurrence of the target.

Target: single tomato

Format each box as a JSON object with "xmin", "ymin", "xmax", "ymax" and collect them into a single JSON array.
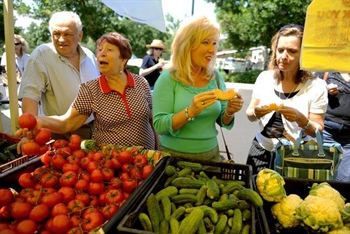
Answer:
[
  {"xmin": 90, "ymin": 169, "xmax": 104, "ymax": 183},
  {"xmin": 51, "ymin": 203, "xmax": 69, "ymax": 217},
  {"xmin": 74, "ymin": 179, "xmax": 89, "ymax": 192},
  {"xmin": 10, "ymin": 201, "xmax": 32, "ymax": 220},
  {"xmin": 21, "ymin": 141, "xmax": 40, "ymax": 156},
  {"xmin": 52, "ymin": 139, "xmax": 69, "ymax": 150},
  {"xmin": 118, "ymin": 150, "xmax": 133, "ymax": 163},
  {"xmin": 88, "ymin": 182, "xmax": 105, "ymax": 195},
  {"xmin": 105, "ymin": 189, "xmax": 124, "ymax": 204},
  {"xmin": 59, "ymin": 171, "xmax": 78, "ymax": 187},
  {"xmin": 40, "ymin": 173, "xmax": 58, "ymax": 188},
  {"xmin": 51, "ymin": 214, "xmax": 71, "ymax": 234},
  {"xmin": 133, "ymin": 155, "xmax": 148, "ymax": 168},
  {"xmin": 122, "ymin": 178, "xmax": 137, "ymax": 193},
  {"xmin": 18, "ymin": 113, "xmax": 37, "ymax": 130},
  {"xmin": 57, "ymin": 187, "xmax": 76, "ymax": 204},
  {"xmin": 142, "ymin": 165, "xmax": 154, "ymax": 179},
  {"xmin": 81, "ymin": 212, "xmax": 104, "ymax": 232},
  {"xmin": 101, "ymin": 203, "xmax": 119, "ymax": 220},
  {"xmin": 18, "ymin": 173, "xmax": 35, "ymax": 188},
  {"xmin": 16, "ymin": 219, "xmax": 37, "ymax": 234},
  {"xmin": 0, "ymin": 189, "xmax": 14, "ymax": 206},
  {"xmin": 34, "ymin": 128, "xmax": 52, "ymax": 145},
  {"xmin": 29, "ymin": 203, "xmax": 50, "ymax": 222}
]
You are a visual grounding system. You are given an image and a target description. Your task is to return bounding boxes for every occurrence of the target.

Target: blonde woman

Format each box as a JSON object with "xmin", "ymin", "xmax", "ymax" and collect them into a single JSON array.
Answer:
[
  {"xmin": 152, "ymin": 15, "xmax": 244, "ymax": 162},
  {"xmin": 1, "ymin": 34, "xmax": 30, "ymax": 81}
]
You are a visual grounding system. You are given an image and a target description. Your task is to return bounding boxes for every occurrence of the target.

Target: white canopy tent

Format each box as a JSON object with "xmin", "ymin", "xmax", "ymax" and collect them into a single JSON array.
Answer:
[{"xmin": 1, "ymin": 0, "xmax": 166, "ymax": 134}]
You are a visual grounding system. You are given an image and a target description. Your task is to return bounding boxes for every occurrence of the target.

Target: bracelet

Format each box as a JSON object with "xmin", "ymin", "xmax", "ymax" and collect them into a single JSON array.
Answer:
[
  {"xmin": 185, "ymin": 106, "xmax": 195, "ymax": 121},
  {"xmin": 224, "ymin": 109, "xmax": 234, "ymax": 118},
  {"xmin": 302, "ymin": 120, "xmax": 312, "ymax": 131}
]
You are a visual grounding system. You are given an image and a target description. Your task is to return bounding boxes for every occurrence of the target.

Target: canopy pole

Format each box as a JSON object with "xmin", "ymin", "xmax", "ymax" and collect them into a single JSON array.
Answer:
[{"xmin": 3, "ymin": 0, "xmax": 19, "ymax": 135}]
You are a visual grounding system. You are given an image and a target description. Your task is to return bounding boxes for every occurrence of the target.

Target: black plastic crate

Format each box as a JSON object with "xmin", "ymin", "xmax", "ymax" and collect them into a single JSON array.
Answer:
[
  {"xmin": 117, "ymin": 156, "xmax": 257, "ymax": 234},
  {"xmin": 102, "ymin": 156, "xmax": 168, "ymax": 233},
  {"xmin": 254, "ymin": 177, "xmax": 350, "ymax": 234},
  {"xmin": 0, "ymin": 149, "xmax": 169, "ymax": 234}
]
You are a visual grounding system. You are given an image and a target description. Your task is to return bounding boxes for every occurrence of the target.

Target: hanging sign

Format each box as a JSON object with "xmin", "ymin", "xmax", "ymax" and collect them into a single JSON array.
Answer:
[{"xmin": 301, "ymin": 0, "xmax": 350, "ymax": 72}]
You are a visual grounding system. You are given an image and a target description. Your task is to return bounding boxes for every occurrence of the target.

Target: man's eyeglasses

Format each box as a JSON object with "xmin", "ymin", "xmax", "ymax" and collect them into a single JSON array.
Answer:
[
  {"xmin": 15, "ymin": 42, "xmax": 21, "ymax": 46},
  {"xmin": 279, "ymin": 24, "xmax": 304, "ymax": 32},
  {"xmin": 154, "ymin": 48, "xmax": 163, "ymax": 51}
]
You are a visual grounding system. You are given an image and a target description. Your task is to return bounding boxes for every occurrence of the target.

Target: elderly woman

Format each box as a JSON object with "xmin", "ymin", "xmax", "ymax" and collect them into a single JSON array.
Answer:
[
  {"xmin": 29, "ymin": 32, "xmax": 157, "ymax": 149},
  {"xmin": 245, "ymin": 24, "xmax": 328, "ymax": 174}
]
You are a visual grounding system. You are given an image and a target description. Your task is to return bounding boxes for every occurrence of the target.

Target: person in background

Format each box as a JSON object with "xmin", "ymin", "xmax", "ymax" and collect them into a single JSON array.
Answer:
[
  {"xmin": 21, "ymin": 32, "xmax": 157, "ymax": 149},
  {"xmin": 245, "ymin": 24, "xmax": 328, "ymax": 174},
  {"xmin": 18, "ymin": 11, "xmax": 100, "ymax": 140},
  {"xmin": 139, "ymin": 39, "xmax": 166, "ymax": 89},
  {"xmin": 152, "ymin": 15, "xmax": 244, "ymax": 162},
  {"xmin": 314, "ymin": 71, "xmax": 350, "ymax": 182},
  {"xmin": 1, "ymin": 34, "xmax": 30, "ymax": 78}
]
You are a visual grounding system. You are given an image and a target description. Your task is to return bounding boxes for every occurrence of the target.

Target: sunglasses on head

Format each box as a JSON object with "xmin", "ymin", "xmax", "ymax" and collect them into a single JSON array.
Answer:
[
  {"xmin": 154, "ymin": 48, "xmax": 163, "ymax": 51},
  {"xmin": 279, "ymin": 24, "xmax": 304, "ymax": 32}
]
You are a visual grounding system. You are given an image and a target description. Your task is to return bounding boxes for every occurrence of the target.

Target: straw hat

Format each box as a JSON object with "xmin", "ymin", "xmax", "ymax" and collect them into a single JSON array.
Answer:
[{"xmin": 146, "ymin": 39, "xmax": 166, "ymax": 49}]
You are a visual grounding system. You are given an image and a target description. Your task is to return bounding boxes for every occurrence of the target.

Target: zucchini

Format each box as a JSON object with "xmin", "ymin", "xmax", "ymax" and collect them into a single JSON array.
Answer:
[
  {"xmin": 195, "ymin": 185, "xmax": 208, "ymax": 206},
  {"xmin": 170, "ymin": 206, "xmax": 186, "ymax": 220},
  {"xmin": 178, "ymin": 207, "xmax": 204, "ymax": 234},
  {"xmin": 177, "ymin": 161, "xmax": 203, "ymax": 172},
  {"xmin": 230, "ymin": 209, "xmax": 242, "ymax": 234},
  {"xmin": 206, "ymin": 179, "xmax": 220, "ymax": 199},
  {"xmin": 169, "ymin": 217, "xmax": 180, "ymax": 234},
  {"xmin": 155, "ymin": 186, "xmax": 178, "ymax": 201},
  {"xmin": 165, "ymin": 165, "xmax": 177, "ymax": 176},
  {"xmin": 172, "ymin": 177, "xmax": 205, "ymax": 189},
  {"xmin": 160, "ymin": 195, "xmax": 171, "ymax": 220},
  {"xmin": 236, "ymin": 188, "xmax": 264, "ymax": 207},
  {"xmin": 146, "ymin": 194, "xmax": 162, "ymax": 233},
  {"xmin": 212, "ymin": 199, "xmax": 239, "ymax": 211},
  {"xmin": 178, "ymin": 167, "xmax": 192, "ymax": 177},
  {"xmin": 138, "ymin": 213, "xmax": 153, "ymax": 232},
  {"xmin": 179, "ymin": 188, "xmax": 199, "ymax": 195},
  {"xmin": 170, "ymin": 194, "xmax": 197, "ymax": 204},
  {"xmin": 214, "ymin": 214, "xmax": 228, "ymax": 234},
  {"xmin": 159, "ymin": 219, "xmax": 169, "ymax": 234}
]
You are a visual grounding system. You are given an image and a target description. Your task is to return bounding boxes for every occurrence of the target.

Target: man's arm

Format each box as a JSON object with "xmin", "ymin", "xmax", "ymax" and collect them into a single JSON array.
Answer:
[{"xmin": 21, "ymin": 97, "xmax": 39, "ymax": 116}]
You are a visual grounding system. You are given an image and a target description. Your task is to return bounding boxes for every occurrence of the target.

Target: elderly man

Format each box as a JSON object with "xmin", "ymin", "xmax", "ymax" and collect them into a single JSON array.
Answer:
[{"xmin": 18, "ymin": 11, "xmax": 100, "ymax": 140}]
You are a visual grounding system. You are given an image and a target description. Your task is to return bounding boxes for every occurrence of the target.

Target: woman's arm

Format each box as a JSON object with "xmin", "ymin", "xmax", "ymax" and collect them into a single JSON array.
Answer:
[{"xmin": 36, "ymin": 107, "xmax": 88, "ymax": 134}]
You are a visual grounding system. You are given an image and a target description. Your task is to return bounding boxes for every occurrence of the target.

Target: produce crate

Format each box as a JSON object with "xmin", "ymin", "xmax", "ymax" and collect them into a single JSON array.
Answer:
[
  {"xmin": 0, "ymin": 147, "xmax": 169, "ymax": 234},
  {"xmin": 254, "ymin": 177, "xmax": 350, "ymax": 234},
  {"xmin": 101, "ymin": 156, "xmax": 169, "ymax": 233},
  {"xmin": 117, "ymin": 156, "xmax": 257, "ymax": 234},
  {"xmin": 0, "ymin": 132, "xmax": 39, "ymax": 175}
]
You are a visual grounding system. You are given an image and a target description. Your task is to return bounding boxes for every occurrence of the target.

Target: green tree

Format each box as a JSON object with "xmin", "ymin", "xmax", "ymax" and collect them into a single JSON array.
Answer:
[
  {"xmin": 13, "ymin": 0, "xmax": 170, "ymax": 57},
  {"xmin": 208, "ymin": 0, "xmax": 312, "ymax": 50}
]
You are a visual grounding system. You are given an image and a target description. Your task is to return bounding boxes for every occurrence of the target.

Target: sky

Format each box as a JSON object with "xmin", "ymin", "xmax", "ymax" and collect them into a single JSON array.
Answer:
[{"xmin": 15, "ymin": 0, "xmax": 217, "ymax": 29}]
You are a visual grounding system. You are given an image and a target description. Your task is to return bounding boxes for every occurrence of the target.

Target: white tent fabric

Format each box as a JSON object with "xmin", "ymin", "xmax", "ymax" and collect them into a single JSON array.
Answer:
[{"xmin": 100, "ymin": 0, "xmax": 166, "ymax": 32}]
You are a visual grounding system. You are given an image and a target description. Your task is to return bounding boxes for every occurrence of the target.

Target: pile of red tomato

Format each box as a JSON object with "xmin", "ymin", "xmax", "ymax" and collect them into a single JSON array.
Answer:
[{"xmin": 0, "ymin": 134, "xmax": 155, "ymax": 234}]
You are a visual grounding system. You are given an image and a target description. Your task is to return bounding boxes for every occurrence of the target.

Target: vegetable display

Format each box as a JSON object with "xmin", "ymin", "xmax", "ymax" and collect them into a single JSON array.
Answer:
[
  {"xmin": 135, "ymin": 160, "xmax": 263, "ymax": 233},
  {"xmin": 0, "ymin": 136, "xmax": 167, "ymax": 233},
  {"xmin": 256, "ymin": 168, "xmax": 350, "ymax": 233}
]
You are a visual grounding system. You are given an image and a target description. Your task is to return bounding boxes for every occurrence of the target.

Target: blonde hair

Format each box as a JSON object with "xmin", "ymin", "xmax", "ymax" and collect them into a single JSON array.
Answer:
[
  {"xmin": 168, "ymin": 15, "xmax": 220, "ymax": 85},
  {"xmin": 14, "ymin": 34, "xmax": 29, "ymax": 54},
  {"xmin": 268, "ymin": 26, "xmax": 313, "ymax": 83}
]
